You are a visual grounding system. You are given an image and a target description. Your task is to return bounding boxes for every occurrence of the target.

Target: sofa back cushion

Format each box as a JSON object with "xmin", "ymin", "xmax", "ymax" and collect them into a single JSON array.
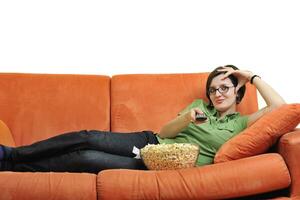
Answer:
[
  {"xmin": 111, "ymin": 73, "xmax": 258, "ymax": 133},
  {"xmin": 0, "ymin": 73, "xmax": 110, "ymax": 146}
]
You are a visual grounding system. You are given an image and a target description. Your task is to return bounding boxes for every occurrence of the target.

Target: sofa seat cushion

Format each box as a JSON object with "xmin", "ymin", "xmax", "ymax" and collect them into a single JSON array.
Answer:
[
  {"xmin": 97, "ymin": 153, "xmax": 290, "ymax": 200},
  {"xmin": 0, "ymin": 172, "xmax": 96, "ymax": 200}
]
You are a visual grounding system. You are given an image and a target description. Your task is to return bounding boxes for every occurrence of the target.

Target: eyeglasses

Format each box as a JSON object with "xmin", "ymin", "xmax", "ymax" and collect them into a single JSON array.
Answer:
[{"xmin": 208, "ymin": 85, "xmax": 235, "ymax": 95}]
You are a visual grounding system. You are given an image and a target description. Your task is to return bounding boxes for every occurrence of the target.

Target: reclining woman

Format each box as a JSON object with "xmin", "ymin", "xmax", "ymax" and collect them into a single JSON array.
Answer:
[{"xmin": 0, "ymin": 65, "xmax": 285, "ymax": 173}]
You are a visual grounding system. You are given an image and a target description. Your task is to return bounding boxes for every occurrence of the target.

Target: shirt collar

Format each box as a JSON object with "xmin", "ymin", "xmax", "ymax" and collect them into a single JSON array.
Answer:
[
  {"xmin": 206, "ymin": 104, "xmax": 240, "ymax": 120},
  {"xmin": 213, "ymin": 109, "xmax": 239, "ymax": 120}
]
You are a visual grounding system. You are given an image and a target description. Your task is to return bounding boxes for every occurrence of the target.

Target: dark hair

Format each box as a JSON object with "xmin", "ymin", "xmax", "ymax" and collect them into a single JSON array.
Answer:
[{"xmin": 206, "ymin": 65, "xmax": 246, "ymax": 106}]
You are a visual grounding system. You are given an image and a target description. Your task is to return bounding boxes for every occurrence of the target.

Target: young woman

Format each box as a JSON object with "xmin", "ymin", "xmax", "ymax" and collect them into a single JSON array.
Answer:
[{"xmin": 0, "ymin": 65, "xmax": 285, "ymax": 173}]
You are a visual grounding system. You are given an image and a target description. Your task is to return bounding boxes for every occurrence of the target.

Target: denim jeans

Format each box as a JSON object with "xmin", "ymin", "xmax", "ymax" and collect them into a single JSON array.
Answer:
[{"xmin": 1, "ymin": 130, "xmax": 159, "ymax": 173}]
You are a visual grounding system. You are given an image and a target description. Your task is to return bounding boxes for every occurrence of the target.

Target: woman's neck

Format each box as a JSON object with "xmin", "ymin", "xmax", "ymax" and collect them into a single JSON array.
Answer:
[{"xmin": 218, "ymin": 106, "xmax": 237, "ymax": 119}]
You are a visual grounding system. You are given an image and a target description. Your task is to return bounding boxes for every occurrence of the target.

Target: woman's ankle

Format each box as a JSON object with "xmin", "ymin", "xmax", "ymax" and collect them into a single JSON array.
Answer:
[
  {"xmin": 0, "ymin": 145, "xmax": 12, "ymax": 160},
  {"xmin": 0, "ymin": 145, "xmax": 4, "ymax": 160}
]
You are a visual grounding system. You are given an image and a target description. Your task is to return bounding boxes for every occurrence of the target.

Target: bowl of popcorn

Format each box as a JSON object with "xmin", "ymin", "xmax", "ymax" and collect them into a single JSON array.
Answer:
[{"xmin": 140, "ymin": 143, "xmax": 199, "ymax": 170}]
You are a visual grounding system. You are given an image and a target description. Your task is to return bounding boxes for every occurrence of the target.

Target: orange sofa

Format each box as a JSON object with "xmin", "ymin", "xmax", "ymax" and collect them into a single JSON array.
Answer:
[{"xmin": 0, "ymin": 72, "xmax": 299, "ymax": 200}]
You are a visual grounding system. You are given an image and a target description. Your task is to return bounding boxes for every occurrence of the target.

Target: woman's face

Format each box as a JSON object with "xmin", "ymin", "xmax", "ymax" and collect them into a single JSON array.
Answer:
[{"xmin": 209, "ymin": 74, "xmax": 237, "ymax": 113}]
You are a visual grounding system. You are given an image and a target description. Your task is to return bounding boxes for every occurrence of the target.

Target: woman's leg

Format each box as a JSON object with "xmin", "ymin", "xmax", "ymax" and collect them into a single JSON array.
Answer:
[
  {"xmin": 4, "ymin": 149, "xmax": 148, "ymax": 174},
  {"xmin": 4, "ymin": 130, "xmax": 158, "ymax": 162},
  {"xmin": 3, "ymin": 130, "xmax": 94, "ymax": 162}
]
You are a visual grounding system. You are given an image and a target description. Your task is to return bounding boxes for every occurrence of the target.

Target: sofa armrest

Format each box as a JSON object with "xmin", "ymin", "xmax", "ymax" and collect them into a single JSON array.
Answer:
[
  {"xmin": 97, "ymin": 154, "xmax": 290, "ymax": 200},
  {"xmin": 279, "ymin": 129, "xmax": 300, "ymax": 198},
  {"xmin": 0, "ymin": 120, "xmax": 15, "ymax": 147}
]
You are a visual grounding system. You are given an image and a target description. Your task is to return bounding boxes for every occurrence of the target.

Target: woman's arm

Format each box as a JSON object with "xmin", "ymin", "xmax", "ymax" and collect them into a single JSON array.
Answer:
[
  {"xmin": 158, "ymin": 108, "xmax": 204, "ymax": 138},
  {"xmin": 220, "ymin": 67, "xmax": 286, "ymax": 127},
  {"xmin": 247, "ymin": 76, "xmax": 286, "ymax": 126}
]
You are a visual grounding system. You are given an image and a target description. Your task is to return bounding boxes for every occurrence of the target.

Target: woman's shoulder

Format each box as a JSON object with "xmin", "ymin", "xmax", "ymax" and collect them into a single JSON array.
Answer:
[
  {"xmin": 232, "ymin": 113, "xmax": 249, "ymax": 130},
  {"xmin": 190, "ymin": 99, "xmax": 216, "ymax": 115}
]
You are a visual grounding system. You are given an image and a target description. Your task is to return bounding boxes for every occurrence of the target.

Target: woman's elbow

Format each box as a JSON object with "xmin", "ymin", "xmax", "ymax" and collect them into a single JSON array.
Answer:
[
  {"xmin": 157, "ymin": 131, "xmax": 165, "ymax": 138},
  {"xmin": 157, "ymin": 129, "xmax": 176, "ymax": 139},
  {"xmin": 157, "ymin": 131, "xmax": 171, "ymax": 139},
  {"xmin": 270, "ymin": 101, "xmax": 286, "ymax": 111},
  {"xmin": 157, "ymin": 128, "xmax": 167, "ymax": 139},
  {"xmin": 276, "ymin": 96, "xmax": 287, "ymax": 106},
  {"xmin": 275, "ymin": 100, "xmax": 286, "ymax": 107}
]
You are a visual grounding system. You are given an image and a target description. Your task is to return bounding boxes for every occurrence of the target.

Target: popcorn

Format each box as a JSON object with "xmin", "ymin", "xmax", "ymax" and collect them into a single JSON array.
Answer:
[{"xmin": 140, "ymin": 143, "xmax": 199, "ymax": 170}]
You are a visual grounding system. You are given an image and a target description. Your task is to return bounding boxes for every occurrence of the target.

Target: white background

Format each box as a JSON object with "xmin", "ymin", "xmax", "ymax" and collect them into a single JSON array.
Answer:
[{"xmin": 0, "ymin": 0, "xmax": 299, "ymax": 108}]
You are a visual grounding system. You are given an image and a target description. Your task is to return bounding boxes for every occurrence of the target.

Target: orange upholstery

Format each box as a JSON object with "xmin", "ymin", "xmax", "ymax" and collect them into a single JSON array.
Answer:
[
  {"xmin": 279, "ymin": 129, "xmax": 300, "ymax": 198},
  {"xmin": 98, "ymin": 154, "xmax": 290, "ymax": 200},
  {"xmin": 111, "ymin": 73, "xmax": 258, "ymax": 133},
  {"xmin": 0, "ymin": 73, "xmax": 110, "ymax": 146},
  {"xmin": 215, "ymin": 104, "xmax": 300, "ymax": 163},
  {"xmin": 1, "ymin": 72, "xmax": 299, "ymax": 199},
  {"xmin": 0, "ymin": 120, "xmax": 15, "ymax": 146},
  {"xmin": 0, "ymin": 172, "xmax": 96, "ymax": 200}
]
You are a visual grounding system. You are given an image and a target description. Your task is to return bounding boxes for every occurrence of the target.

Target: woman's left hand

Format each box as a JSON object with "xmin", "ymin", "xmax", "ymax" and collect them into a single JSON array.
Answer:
[{"xmin": 218, "ymin": 66, "xmax": 254, "ymax": 91}]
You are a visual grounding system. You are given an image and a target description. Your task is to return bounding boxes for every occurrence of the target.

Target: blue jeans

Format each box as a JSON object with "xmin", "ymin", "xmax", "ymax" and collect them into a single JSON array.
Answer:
[{"xmin": 1, "ymin": 130, "xmax": 158, "ymax": 173}]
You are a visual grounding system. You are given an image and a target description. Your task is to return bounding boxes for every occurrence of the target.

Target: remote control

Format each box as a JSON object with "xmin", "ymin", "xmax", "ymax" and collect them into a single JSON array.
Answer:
[{"xmin": 195, "ymin": 113, "xmax": 207, "ymax": 121}]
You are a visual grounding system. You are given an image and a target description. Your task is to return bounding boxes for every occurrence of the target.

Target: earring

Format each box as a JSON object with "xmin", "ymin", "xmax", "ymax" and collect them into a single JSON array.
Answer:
[{"xmin": 236, "ymin": 95, "xmax": 240, "ymax": 103}]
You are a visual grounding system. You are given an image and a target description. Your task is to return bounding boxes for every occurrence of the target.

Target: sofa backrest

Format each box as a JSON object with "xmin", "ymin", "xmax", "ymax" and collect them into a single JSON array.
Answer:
[
  {"xmin": 0, "ymin": 73, "xmax": 110, "ymax": 146},
  {"xmin": 0, "ymin": 72, "xmax": 259, "ymax": 146},
  {"xmin": 111, "ymin": 73, "xmax": 258, "ymax": 133}
]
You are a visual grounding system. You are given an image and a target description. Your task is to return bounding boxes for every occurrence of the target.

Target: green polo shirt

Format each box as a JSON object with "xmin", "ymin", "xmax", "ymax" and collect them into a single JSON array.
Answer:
[{"xmin": 156, "ymin": 99, "xmax": 248, "ymax": 166}]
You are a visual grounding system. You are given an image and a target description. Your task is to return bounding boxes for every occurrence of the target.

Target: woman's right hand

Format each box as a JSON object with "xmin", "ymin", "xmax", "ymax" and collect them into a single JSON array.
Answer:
[
  {"xmin": 158, "ymin": 107, "xmax": 205, "ymax": 138},
  {"xmin": 186, "ymin": 108, "xmax": 206, "ymax": 123}
]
